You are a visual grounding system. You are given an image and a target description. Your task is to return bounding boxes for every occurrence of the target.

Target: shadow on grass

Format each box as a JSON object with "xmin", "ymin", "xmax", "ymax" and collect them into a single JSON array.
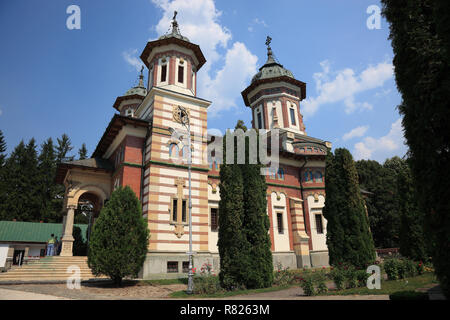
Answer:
[{"xmin": 81, "ymin": 277, "xmax": 189, "ymax": 289}]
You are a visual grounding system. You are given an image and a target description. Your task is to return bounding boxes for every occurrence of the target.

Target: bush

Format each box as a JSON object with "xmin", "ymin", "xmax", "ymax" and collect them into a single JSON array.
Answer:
[
  {"xmin": 403, "ymin": 259, "xmax": 417, "ymax": 278},
  {"xmin": 356, "ymin": 269, "xmax": 370, "ymax": 287},
  {"xmin": 417, "ymin": 261, "xmax": 425, "ymax": 275},
  {"xmin": 193, "ymin": 275, "xmax": 223, "ymax": 295},
  {"xmin": 273, "ymin": 263, "xmax": 295, "ymax": 287},
  {"xmin": 88, "ymin": 186, "xmax": 149, "ymax": 286},
  {"xmin": 299, "ymin": 276, "xmax": 315, "ymax": 296},
  {"xmin": 343, "ymin": 266, "xmax": 359, "ymax": 288},
  {"xmin": 383, "ymin": 259, "xmax": 400, "ymax": 280},
  {"xmin": 330, "ymin": 267, "xmax": 345, "ymax": 290}
]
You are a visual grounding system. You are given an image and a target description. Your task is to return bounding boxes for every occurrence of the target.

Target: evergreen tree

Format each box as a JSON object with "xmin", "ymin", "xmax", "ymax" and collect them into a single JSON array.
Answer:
[
  {"xmin": 37, "ymin": 138, "xmax": 61, "ymax": 222},
  {"xmin": 0, "ymin": 130, "xmax": 7, "ymax": 219},
  {"xmin": 355, "ymin": 158, "xmax": 401, "ymax": 248},
  {"xmin": 1, "ymin": 139, "xmax": 41, "ymax": 221},
  {"xmin": 382, "ymin": 0, "xmax": 450, "ymax": 296},
  {"xmin": 218, "ymin": 130, "xmax": 250, "ymax": 290},
  {"xmin": 239, "ymin": 121, "xmax": 273, "ymax": 289},
  {"xmin": 0, "ymin": 130, "xmax": 6, "ymax": 167},
  {"xmin": 323, "ymin": 148, "xmax": 376, "ymax": 268},
  {"xmin": 398, "ymin": 160, "xmax": 428, "ymax": 261},
  {"xmin": 88, "ymin": 186, "xmax": 149, "ymax": 286},
  {"xmin": 78, "ymin": 143, "xmax": 88, "ymax": 160},
  {"xmin": 56, "ymin": 133, "xmax": 74, "ymax": 162}
]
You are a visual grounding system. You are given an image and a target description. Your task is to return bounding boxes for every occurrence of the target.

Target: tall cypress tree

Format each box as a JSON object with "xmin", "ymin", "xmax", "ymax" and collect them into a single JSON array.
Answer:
[
  {"xmin": 398, "ymin": 160, "xmax": 428, "ymax": 262},
  {"xmin": 382, "ymin": 0, "xmax": 450, "ymax": 296},
  {"xmin": 323, "ymin": 148, "xmax": 376, "ymax": 268},
  {"xmin": 239, "ymin": 121, "xmax": 273, "ymax": 289},
  {"xmin": 217, "ymin": 132, "xmax": 249, "ymax": 289}
]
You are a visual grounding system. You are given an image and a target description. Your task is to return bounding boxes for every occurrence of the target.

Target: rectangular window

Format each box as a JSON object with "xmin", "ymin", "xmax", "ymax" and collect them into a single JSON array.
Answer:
[
  {"xmin": 182, "ymin": 261, "xmax": 189, "ymax": 273},
  {"xmin": 257, "ymin": 112, "xmax": 263, "ymax": 129},
  {"xmin": 315, "ymin": 214, "xmax": 323, "ymax": 234},
  {"xmin": 178, "ymin": 65, "xmax": 184, "ymax": 83},
  {"xmin": 167, "ymin": 261, "xmax": 178, "ymax": 273},
  {"xmin": 182, "ymin": 199, "xmax": 187, "ymax": 223},
  {"xmin": 290, "ymin": 108, "xmax": 296, "ymax": 126},
  {"xmin": 172, "ymin": 199, "xmax": 178, "ymax": 222},
  {"xmin": 210, "ymin": 207, "xmax": 218, "ymax": 232},
  {"xmin": 277, "ymin": 213, "xmax": 284, "ymax": 234},
  {"xmin": 161, "ymin": 64, "xmax": 167, "ymax": 82}
]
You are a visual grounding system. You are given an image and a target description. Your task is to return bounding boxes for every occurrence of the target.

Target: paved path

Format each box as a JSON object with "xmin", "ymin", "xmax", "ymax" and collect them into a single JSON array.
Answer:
[{"xmin": 0, "ymin": 287, "xmax": 70, "ymax": 300}]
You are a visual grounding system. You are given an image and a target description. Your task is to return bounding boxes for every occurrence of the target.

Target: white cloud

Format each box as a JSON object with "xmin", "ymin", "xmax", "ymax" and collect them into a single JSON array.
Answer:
[
  {"xmin": 303, "ymin": 60, "xmax": 393, "ymax": 116},
  {"xmin": 122, "ymin": 49, "xmax": 143, "ymax": 72},
  {"xmin": 342, "ymin": 125, "xmax": 369, "ymax": 141},
  {"xmin": 248, "ymin": 18, "xmax": 268, "ymax": 32},
  {"xmin": 354, "ymin": 118, "xmax": 406, "ymax": 161},
  {"xmin": 150, "ymin": 0, "xmax": 258, "ymax": 116},
  {"xmin": 202, "ymin": 42, "xmax": 258, "ymax": 116}
]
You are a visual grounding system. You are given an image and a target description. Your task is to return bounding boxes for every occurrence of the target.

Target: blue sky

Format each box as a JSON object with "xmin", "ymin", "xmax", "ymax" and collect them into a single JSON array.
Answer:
[{"xmin": 0, "ymin": 0, "xmax": 406, "ymax": 162}]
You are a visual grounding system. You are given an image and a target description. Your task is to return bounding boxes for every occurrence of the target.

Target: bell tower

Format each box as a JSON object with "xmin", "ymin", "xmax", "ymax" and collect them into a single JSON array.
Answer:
[
  {"xmin": 241, "ymin": 37, "xmax": 307, "ymax": 135},
  {"xmin": 140, "ymin": 11, "xmax": 205, "ymax": 97}
]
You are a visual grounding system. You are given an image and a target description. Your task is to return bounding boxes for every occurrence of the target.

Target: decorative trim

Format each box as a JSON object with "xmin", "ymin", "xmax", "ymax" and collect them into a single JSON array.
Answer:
[{"xmin": 145, "ymin": 159, "xmax": 209, "ymax": 172}]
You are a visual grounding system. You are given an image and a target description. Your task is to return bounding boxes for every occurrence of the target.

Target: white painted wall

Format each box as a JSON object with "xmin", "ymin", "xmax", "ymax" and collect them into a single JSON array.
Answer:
[
  {"xmin": 271, "ymin": 192, "xmax": 290, "ymax": 252},
  {"xmin": 307, "ymin": 195, "xmax": 328, "ymax": 251},
  {"xmin": 0, "ymin": 244, "xmax": 9, "ymax": 268}
]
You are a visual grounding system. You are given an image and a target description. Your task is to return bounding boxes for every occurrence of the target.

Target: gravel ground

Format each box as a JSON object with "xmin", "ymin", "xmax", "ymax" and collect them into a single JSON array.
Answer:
[{"xmin": 0, "ymin": 280, "xmax": 187, "ymax": 300}]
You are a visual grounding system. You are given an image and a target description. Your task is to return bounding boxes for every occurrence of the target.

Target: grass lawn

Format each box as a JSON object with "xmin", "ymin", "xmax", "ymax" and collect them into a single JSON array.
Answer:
[
  {"xmin": 322, "ymin": 272, "xmax": 437, "ymax": 296},
  {"xmin": 140, "ymin": 278, "xmax": 188, "ymax": 286}
]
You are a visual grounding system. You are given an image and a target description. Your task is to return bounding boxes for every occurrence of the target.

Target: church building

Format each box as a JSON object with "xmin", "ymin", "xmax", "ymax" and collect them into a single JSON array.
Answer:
[{"xmin": 56, "ymin": 15, "xmax": 331, "ymax": 279}]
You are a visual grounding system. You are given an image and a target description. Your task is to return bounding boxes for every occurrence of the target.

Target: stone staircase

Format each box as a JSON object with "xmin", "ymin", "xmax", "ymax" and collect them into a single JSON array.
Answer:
[{"xmin": 0, "ymin": 256, "xmax": 107, "ymax": 282}]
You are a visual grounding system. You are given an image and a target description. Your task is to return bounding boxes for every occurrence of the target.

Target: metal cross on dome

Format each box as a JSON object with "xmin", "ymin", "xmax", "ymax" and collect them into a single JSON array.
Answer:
[{"xmin": 266, "ymin": 36, "xmax": 272, "ymax": 48}]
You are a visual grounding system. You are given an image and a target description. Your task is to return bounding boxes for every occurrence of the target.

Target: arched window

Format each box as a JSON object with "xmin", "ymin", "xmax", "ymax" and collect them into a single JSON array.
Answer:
[
  {"xmin": 277, "ymin": 168, "xmax": 285, "ymax": 180},
  {"xmin": 315, "ymin": 171, "xmax": 323, "ymax": 182},
  {"xmin": 181, "ymin": 145, "xmax": 189, "ymax": 160},
  {"xmin": 169, "ymin": 143, "xmax": 179, "ymax": 158},
  {"xmin": 304, "ymin": 171, "xmax": 313, "ymax": 182}
]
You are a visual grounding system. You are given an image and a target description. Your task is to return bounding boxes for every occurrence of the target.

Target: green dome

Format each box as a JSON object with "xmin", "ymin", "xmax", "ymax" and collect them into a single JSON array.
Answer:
[
  {"xmin": 124, "ymin": 85, "xmax": 147, "ymax": 97},
  {"xmin": 252, "ymin": 46, "xmax": 294, "ymax": 83}
]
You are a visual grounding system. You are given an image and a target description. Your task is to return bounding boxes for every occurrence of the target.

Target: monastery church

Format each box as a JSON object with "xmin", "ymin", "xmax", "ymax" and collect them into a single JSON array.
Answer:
[{"xmin": 55, "ymin": 14, "xmax": 332, "ymax": 279}]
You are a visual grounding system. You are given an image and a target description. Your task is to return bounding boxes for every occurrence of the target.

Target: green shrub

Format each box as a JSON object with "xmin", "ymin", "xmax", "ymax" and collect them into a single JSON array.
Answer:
[
  {"xmin": 193, "ymin": 275, "xmax": 223, "ymax": 295},
  {"xmin": 417, "ymin": 261, "xmax": 425, "ymax": 275},
  {"xmin": 397, "ymin": 260, "xmax": 407, "ymax": 279},
  {"xmin": 88, "ymin": 186, "xmax": 149, "ymax": 286},
  {"xmin": 273, "ymin": 263, "xmax": 295, "ymax": 287},
  {"xmin": 383, "ymin": 259, "xmax": 400, "ymax": 280},
  {"xmin": 343, "ymin": 266, "xmax": 359, "ymax": 288},
  {"xmin": 403, "ymin": 259, "xmax": 417, "ymax": 278},
  {"xmin": 389, "ymin": 290, "xmax": 429, "ymax": 300},
  {"xmin": 299, "ymin": 276, "xmax": 315, "ymax": 296},
  {"xmin": 312, "ymin": 269, "xmax": 328, "ymax": 293},
  {"xmin": 356, "ymin": 269, "xmax": 370, "ymax": 287},
  {"xmin": 330, "ymin": 267, "xmax": 345, "ymax": 290}
]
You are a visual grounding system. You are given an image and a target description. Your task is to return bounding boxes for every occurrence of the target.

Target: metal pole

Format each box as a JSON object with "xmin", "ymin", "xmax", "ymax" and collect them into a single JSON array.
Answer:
[{"xmin": 186, "ymin": 113, "xmax": 194, "ymax": 294}]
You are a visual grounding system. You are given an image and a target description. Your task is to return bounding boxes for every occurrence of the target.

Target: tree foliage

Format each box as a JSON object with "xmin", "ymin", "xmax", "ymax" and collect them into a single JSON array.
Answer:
[
  {"xmin": 78, "ymin": 143, "xmax": 88, "ymax": 160},
  {"xmin": 87, "ymin": 186, "xmax": 149, "ymax": 286},
  {"xmin": 382, "ymin": 0, "xmax": 450, "ymax": 297},
  {"xmin": 323, "ymin": 148, "xmax": 376, "ymax": 268},
  {"xmin": 218, "ymin": 120, "xmax": 273, "ymax": 290}
]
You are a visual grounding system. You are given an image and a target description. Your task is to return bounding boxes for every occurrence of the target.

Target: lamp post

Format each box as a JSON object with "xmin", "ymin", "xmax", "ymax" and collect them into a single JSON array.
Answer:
[{"xmin": 170, "ymin": 106, "xmax": 194, "ymax": 294}]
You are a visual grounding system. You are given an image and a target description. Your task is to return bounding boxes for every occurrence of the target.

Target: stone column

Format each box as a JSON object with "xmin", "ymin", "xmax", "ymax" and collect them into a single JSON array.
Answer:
[
  {"xmin": 60, "ymin": 205, "xmax": 76, "ymax": 257},
  {"xmin": 289, "ymin": 197, "xmax": 311, "ymax": 268}
]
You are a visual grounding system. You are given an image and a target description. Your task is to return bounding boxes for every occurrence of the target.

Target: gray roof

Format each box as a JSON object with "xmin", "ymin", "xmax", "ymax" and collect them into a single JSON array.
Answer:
[
  {"xmin": 61, "ymin": 157, "xmax": 114, "ymax": 171},
  {"xmin": 252, "ymin": 46, "xmax": 294, "ymax": 83}
]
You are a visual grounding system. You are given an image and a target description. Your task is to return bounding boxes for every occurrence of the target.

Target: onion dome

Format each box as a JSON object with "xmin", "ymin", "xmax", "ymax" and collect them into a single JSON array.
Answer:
[
  {"xmin": 251, "ymin": 36, "xmax": 294, "ymax": 83},
  {"xmin": 124, "ymin": 66, "xmax": 147, "ymax": 97}
]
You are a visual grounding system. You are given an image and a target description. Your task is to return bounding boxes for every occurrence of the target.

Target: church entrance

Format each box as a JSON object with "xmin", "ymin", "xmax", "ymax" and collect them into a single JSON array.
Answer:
[{"xmin": 71, "ymin": 192, "xmax": 103, "ymax": 256}]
